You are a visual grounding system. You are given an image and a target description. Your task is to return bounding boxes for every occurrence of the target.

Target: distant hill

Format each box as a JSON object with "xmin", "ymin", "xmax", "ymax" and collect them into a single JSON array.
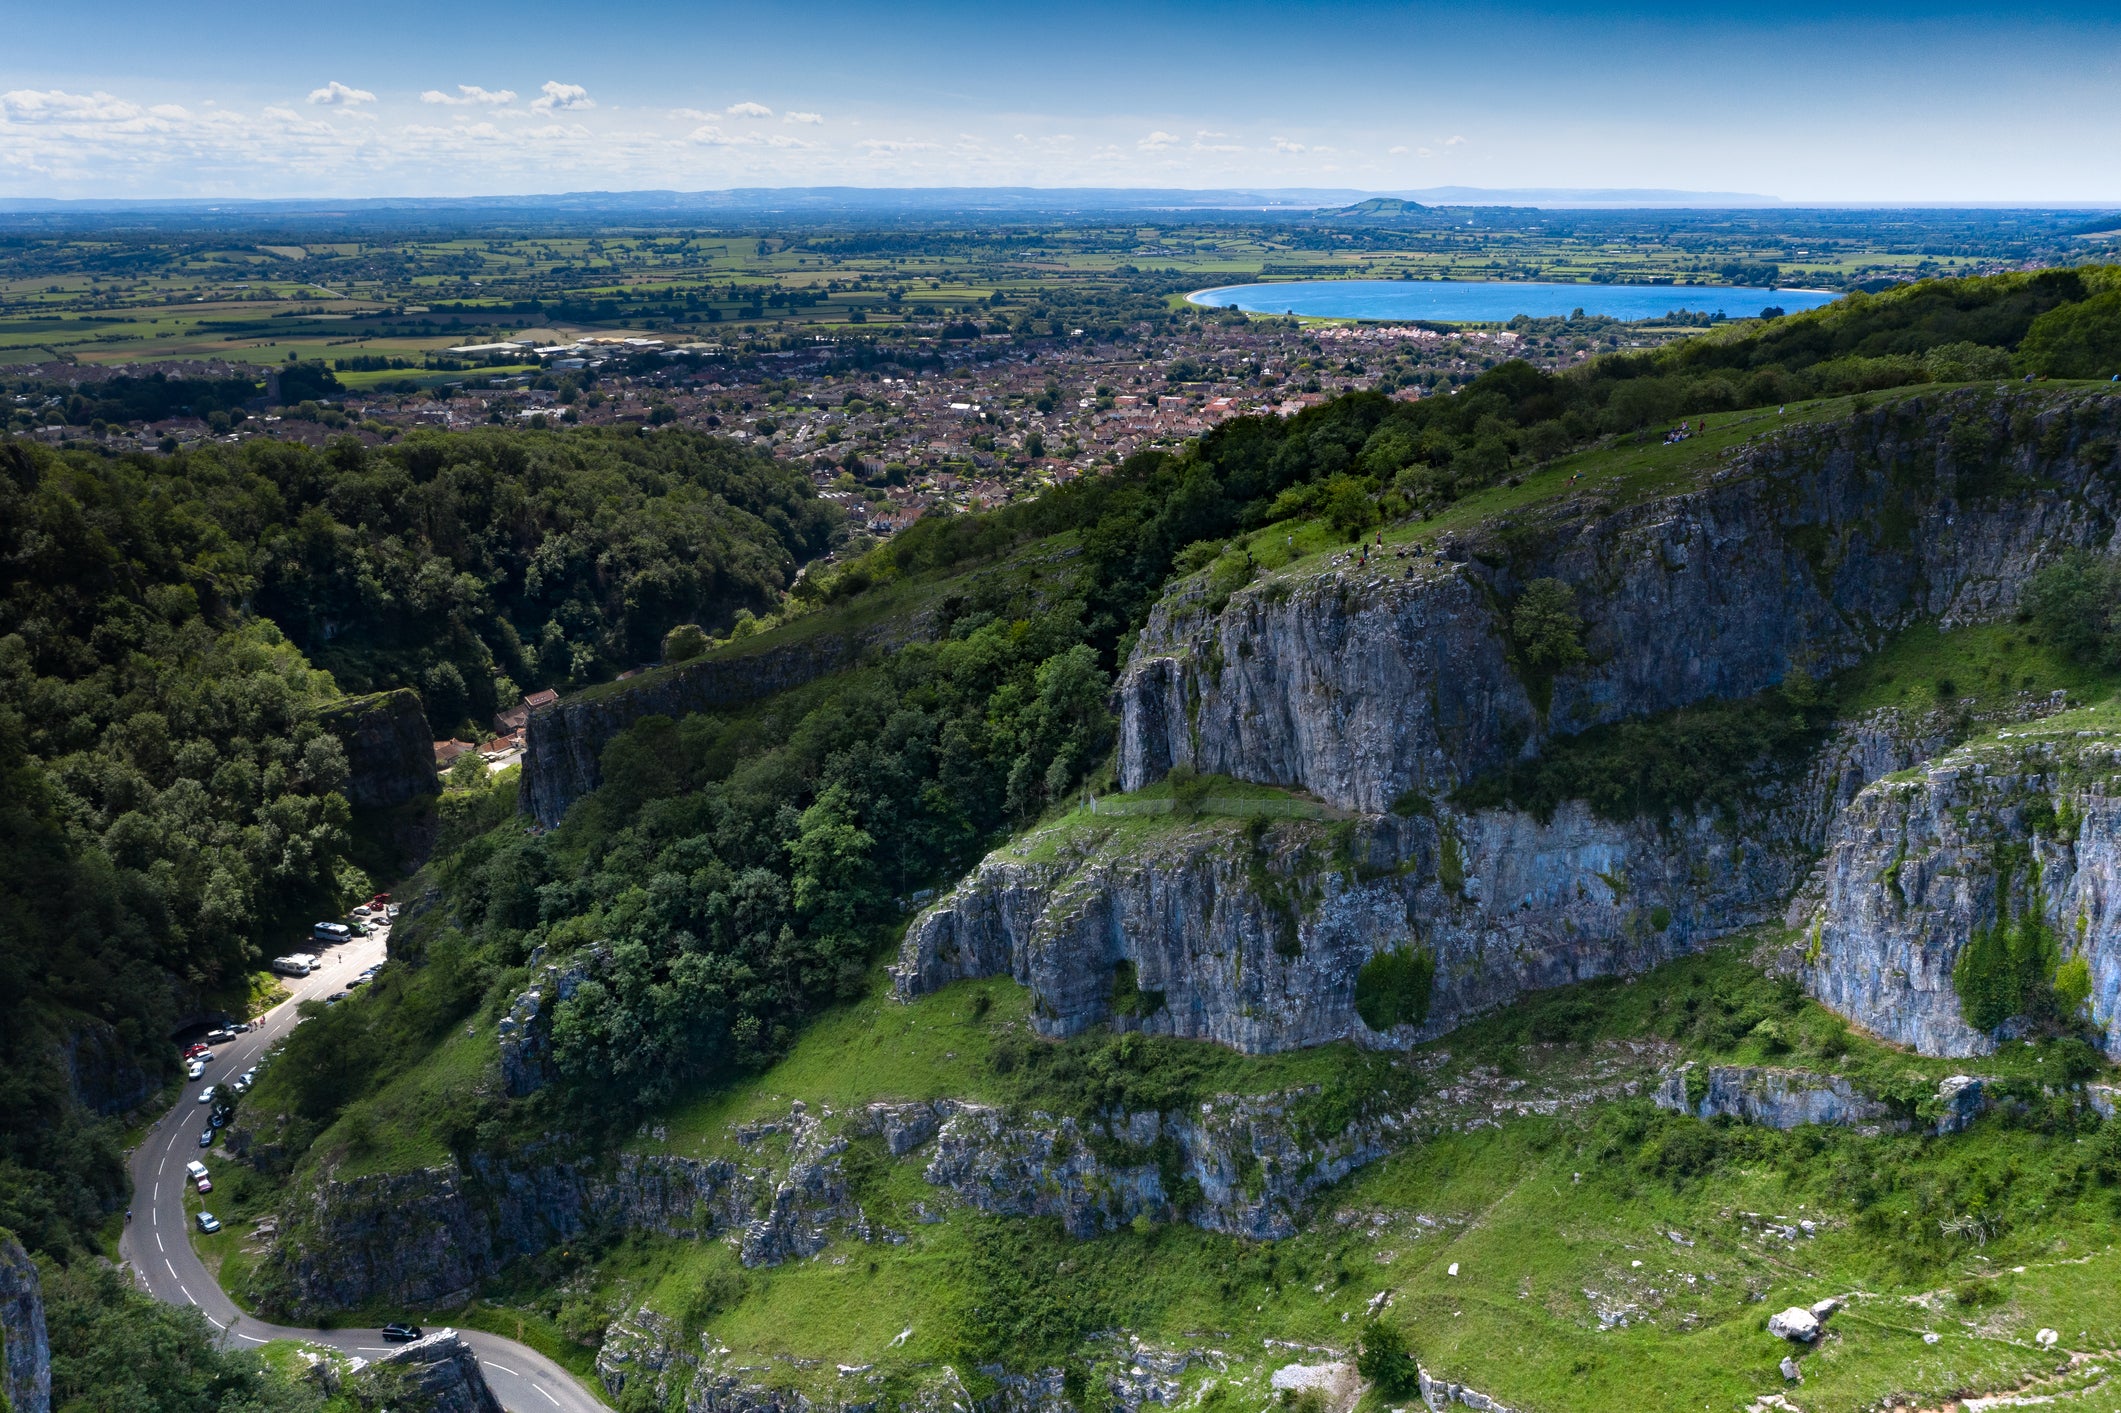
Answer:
[{"xmin": 1317, "ymin": 196, "xmax": 1434, "ymax": 222}]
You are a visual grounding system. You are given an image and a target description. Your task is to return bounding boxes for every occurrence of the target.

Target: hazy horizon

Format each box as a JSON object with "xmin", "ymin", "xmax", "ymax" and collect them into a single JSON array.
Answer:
[{"xmin": 4, "ymin": 0, "xmax": 2118, "ymax": 204}]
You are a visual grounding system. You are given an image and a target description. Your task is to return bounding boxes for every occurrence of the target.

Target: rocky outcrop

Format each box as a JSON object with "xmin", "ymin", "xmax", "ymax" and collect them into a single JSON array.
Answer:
[
  {"xmin": 1120, "ymin": 389, "xmax": 2121, "ymax": 811},
  {"xmin": 1651, "ymin": 1063, "xmax": 1907, "ymax": 1133},
  {"xmin": 0, "ymin": 1231, "xmax": 50, "ymax": 1413},
  {"xmin": 266, "ymin": 1043, "xmax": 1666, "ymax": 1316},
  {"xmin": 895, "ymin": 707, "xmax": 1980, "ymax": 1053},
  {"xmin": 356, "ymin": 1330, "xmax": 503, "ymax": 1413},
  {"xmin": 315, "ymin": 688, "xmax": 439, "ymax": 810},
  {"xmin": 496, "ymin": 952, "xmax": 595, "ymax": 1097},
  {"xmin": 1798, "ymin": 721, "xmax": 2121, "ymax": 1056},
  {"xmin": 908, "ymin": 390, "xmax": 2121, "ymax": 1054},
  {"xmin": 1420, "ymin": 1368, "xmax": 1520, "ymax": 1413},
  {"xmin": 521, "ymin": 615, "xmax": 935, "ymax": 827},
  {"xmin": 261, "ymin": 1146, "xmax": 746, "ymax": 1317}
]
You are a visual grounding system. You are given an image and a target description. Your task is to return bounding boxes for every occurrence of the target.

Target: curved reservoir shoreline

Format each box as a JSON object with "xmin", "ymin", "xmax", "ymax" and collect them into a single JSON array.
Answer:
[{"xmin": 1188, "ymin": 277, "xmax": 1838, "ymax": 323}]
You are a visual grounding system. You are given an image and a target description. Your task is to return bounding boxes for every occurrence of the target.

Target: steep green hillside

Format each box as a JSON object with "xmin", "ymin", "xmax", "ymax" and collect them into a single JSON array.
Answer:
[{"xmin": 21, "ymin": 267, "xmax": 2121, "ymax": 1413}]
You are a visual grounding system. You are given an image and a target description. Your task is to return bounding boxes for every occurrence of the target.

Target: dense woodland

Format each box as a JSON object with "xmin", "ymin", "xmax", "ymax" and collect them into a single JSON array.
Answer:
[{"xmin": 6, "ymin": 265, "xmax": 2121, "ymax": 1406}]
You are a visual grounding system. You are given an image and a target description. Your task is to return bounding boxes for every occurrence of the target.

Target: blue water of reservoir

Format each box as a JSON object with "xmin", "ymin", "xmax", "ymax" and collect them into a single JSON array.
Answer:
[{"xmin": 1187, "ymin": 279, "xmax": 1837, "ymax": 323}]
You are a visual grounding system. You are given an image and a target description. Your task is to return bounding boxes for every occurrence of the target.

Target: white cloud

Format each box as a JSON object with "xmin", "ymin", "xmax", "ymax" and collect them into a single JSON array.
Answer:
[
  {"xmin": 726, "ymin": 101, "xmax": 773, "ymax": 119},
  {"xmin": 1138, "ymin": 129, "xmax": 1179, "ymax": 149},
  {"xmin": 690, "ymin": 124, "xmax": 746, "ymax": 146},
  {"xmin": 784, "ymin": 110, "xmax": 823, "ymax": 125},
  {"xmin": 1, "ymin": 89, "xmax": 143, "ymax": 122},
  {"xmin": 531, "ymin": 81, "xmax": 593, "ymax": 112},
  {"xmin": 1388, "ymin": 144, "xmax": 1409, "ymax": 155},
  {"xmin": 307, "ymin": 81, "xmax": 375, "ymax": 107},
  {"xmin": 764, "ymin": 133, "xmax": 815, "ymax": 149},
  {"xmin": 421, "ymin": 85, "xmax": 516, "ymax": 106},
  {"xmin": 1270, "ymin": 137, "xmax": 1307, "ymax": 153},
  {"xmin": 859, "ymin": 138, "xmax": 938, "ymax": 152},
  {"xmin": 1444, "ymin": 134, "xmax": 1467, "ymax": 146}
]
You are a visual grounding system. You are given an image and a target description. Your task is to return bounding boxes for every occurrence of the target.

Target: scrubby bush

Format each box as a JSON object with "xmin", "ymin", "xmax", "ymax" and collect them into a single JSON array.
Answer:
[{"xmin": 1354, "ymin": 947, "xmax": 1436, "ymax": 1032}]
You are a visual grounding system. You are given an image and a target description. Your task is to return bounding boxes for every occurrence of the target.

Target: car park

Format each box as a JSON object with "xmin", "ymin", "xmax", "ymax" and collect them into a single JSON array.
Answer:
[
  {"xmin": 196, "ymin": 1212, "xmax": 220, "ymax": 1233},
  {"xmin": 197, "ymin": 1085, "xmax": 216, "ymax": 1105},
  {"xmin": 380, "ymin": 1323, "xmax": 422, "ymax": 1343}
]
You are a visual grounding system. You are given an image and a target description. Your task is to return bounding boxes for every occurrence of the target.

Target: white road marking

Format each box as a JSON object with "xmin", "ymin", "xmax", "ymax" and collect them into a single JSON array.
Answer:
[
  {"xmin": 179, "ymin": 1284, "xmax": 193, "ymax": 1303},
  {"xmin": 536, "ymin": 1387, "xmax": 560, "ymax": 1406},
  {"xmin": 483, "ymin": 1361, "xmax": 520, "ymax": 1376},
  {"xmin": 154, "ymin": 1181, "xmax": 160, "ymax": 1200},
  {"xmin": 356, "ymin": 1346, "xmax": 391, "ymax": 1352},
  {"xmin": 165, "ymin": 1259, "xmax": 177, "ymax": 1278},
  {"xmin": 155, "ymin": 1232, "xmax": 163, "ymax": 1251},
  {"xmin": 236, "ymin": 1332, "xmax": 266, "ymax": 1344},
  {"xmin": 205, "ymin": 1312, "xmax": 222, "ymax": 1329}
]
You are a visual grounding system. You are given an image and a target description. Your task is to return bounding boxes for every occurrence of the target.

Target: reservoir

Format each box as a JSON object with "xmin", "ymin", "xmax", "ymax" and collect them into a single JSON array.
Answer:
[{"xmin": 1187, "ymin": 278, "xmax": 1838, "ymax": 323}]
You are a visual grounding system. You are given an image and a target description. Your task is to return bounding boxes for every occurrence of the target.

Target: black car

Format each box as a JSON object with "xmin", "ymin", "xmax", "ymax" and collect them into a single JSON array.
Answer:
[{"xmin": 380, "ymin": 1322, "xmax": 423, "ymax": 1343}]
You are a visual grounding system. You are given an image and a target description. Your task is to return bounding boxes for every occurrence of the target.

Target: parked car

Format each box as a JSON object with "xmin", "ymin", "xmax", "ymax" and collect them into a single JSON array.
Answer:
[
  {"xmin": 205, "ymin": 1027, "xmax": 235, "ymax": 1043},
  {"xmin": 379, "ymin": 1323, "xmax": 422, "ymax": 1343},
  {"xmin": 240, "ymin": 1067, "xmax": 257, "ymax": 1085},
  {"xmin": 184, "ymin": 1043, "xmax": 209, "ymax": 1058},
  {"xmin": 186, "ymin": 1060, "xmax": 205, "ymax": 1080},
  {"xmin": 346, "ymin": 975, "xmax": 368, "ymax": 988},
  {"xmin": 184, "ymin": 1160, "xmax": 209, "ymax": 1181},
  {"xmin": 208, "ymin": 1110, "xmax": 228, "ymax": 1129},
  {"xmin": 196, "ymin": 1212, "xmax": 220, "ymax": 1233},
  {"xmin": 326, "ymin": 991, "xmax": 349, "ymax": 1005},
  {"xmin": 231, "ymin": 1077, "xmax": 250, "ymax": 1094},
  {"xmin": 195, "ymin": 1050, "xmax": 215, "ymax": 1065},
  {"xmin": 197, "ymin": 1086, "xmax": 216, "ymax": 1105},
  {"xmin": 195, "ymin": 1175, "xmax": 212, "ymax": 1193},
  {"xmin": 231, "ymin": 1021, "xmax": 251, "ymax": 1033},
  {"xmin": 197, "ymin": 1129, "xmax": 213, "ymax": 1148}
]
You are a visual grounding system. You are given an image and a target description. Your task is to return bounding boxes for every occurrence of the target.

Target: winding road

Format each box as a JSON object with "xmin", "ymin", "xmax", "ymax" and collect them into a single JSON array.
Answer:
[{"xmin": 119, "ymin": 923, "xmax": 609, "ymax": 1412}]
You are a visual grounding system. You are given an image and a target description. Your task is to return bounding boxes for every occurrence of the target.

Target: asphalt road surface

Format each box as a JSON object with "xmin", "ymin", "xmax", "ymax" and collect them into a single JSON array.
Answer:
[{"xmin": 119, "ymin": 923, "xmax": 610, "ymax": 1412}]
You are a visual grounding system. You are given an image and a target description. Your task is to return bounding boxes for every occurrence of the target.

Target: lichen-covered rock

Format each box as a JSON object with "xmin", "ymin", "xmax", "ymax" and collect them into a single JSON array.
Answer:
[
  {"xmin": 1798, "ymin": 722, "xmax": 2121, "ymax": 1057},
  {"xmin": 356, "ymin": 1329, "xmax": 503, "ymax": 1413},
  {"xmin": 0, "ymin": 1230, "xmax": 51, "ymax": 1413},
  {"xmin": 315, "ymin": 688, "xmax": 440, "ymax": 810},
  {"xmin": 1768, "ymin": 1307, "xmax": 1822, "ymax": 1342},
  {"xmin": 1651, "ymin": 1063, "xmax": 1907, "ymax": 1132}
]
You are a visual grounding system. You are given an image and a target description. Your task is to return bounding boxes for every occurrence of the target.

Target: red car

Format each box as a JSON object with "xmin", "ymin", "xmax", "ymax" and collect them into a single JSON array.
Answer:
[
  {"xmin": 195, "ymin": 1176, "xmax": 212, "ymax": 1193},
  {"xmin": 184, "ymin": 1043, "xmax": 210, "ymax": 1059}
]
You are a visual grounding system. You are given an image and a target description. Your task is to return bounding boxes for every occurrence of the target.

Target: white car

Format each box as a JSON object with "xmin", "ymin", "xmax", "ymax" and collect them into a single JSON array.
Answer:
[
  {"xmin": 186, "ymin": 1060, "xmax": 205, "ymax": 1080},
  {"xmin": 197, "ymin": 1085, "xmax": 216, "ymax": 1105},
  {"xmin": 184, "ymin": 1160, "xmax": 209, "ymax": 1181},
  {"xmin": 196, "ymin": 1212, "xmax": 220, "ymax": 1234}
]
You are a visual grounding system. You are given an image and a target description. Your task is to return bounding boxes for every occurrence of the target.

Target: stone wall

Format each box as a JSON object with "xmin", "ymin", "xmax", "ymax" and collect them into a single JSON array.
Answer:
[{"xmin": 0, "ymin": 1230, "xmax": 50, "ymax": 1413}]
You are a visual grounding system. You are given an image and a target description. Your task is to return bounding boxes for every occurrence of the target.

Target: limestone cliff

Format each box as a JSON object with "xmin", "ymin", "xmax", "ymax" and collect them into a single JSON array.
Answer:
[
  {"xmin": 909, "ymin": 388, "xmax": 2121, "ymax": 1052},
  {"xmin": 1797, "ymin": 716, "xmax": 2121, "ymax": 1057},
  {"xmin": 0, "ymin": 1230, "xmax": 51, "ymax": 1413},
  {"xmin": 895, "ymin": 709, "xmax": 1966, "ymax": 1052},
  {"xmin": 315, "ymin": 688, "xmax": 439, "ymax": 810},
  {"xmin": 1121, "ymin": 389, "xmax": 2121, "ymax": 809},
  {"xmin": 520, "ymin": 615, "xmax": 933, "ymax": 827}
]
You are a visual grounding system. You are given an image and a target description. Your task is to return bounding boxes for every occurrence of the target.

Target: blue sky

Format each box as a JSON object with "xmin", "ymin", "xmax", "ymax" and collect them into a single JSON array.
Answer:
[{"xmin": 3, "ymin": 0, "xmax": 2117, "ymax": 201}]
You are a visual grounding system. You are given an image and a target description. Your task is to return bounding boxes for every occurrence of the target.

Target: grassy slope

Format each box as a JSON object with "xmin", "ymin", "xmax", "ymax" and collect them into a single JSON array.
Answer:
[
  {"xmin": 460, "ymin": 942, "xmax": 2121, "ymax": 1413},
  {"xmin": 196, "ymin": 384, "xmax": 2121, "ymax": 1410}
]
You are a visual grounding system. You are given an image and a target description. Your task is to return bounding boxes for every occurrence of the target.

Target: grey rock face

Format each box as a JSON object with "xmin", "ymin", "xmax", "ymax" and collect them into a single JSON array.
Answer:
[
  {"xmin": 357, "ymin": 1329, "xmax": 504, "ymax": 1413},
  {"xmin": 0, "ymin": 1230, "xmax": 51, "ymax": 1413},
  {"xmin": 521, "ymin": 615, "xmax": 933, "ymax": 827},
  {"xmin": 913, "ymin": 391, "xmax": 2121, "ymax": 1055},
  {"xmin": 316, "ymin": 688, "xmax": 440, "ymax": 810},
  {"xmin": 1650, "ymin": 1064, "xmax": 1906, "ymax": 1133},
  {"xmin": 1121, "ymin": 390, "xmax": 2121, "ymax": 812},
  {"xmin": 896, "ymin": 707, "xmax": 1963, "ymax": 1053},
  {"xmin": 1420, "ymin": 1367, "xmax": 1519, "ymax": 1413},
  {"xmin": 496, "ymin": 955, "xmax": 594, "ymax": 1098},
  {"xmin": 1799, "ymin": 725, "xmax": 2121, "ymax": 1057}
]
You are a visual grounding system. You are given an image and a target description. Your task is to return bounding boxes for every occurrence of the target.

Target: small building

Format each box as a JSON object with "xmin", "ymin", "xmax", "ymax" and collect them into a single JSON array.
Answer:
[{"xmin": 434, "ymin": 739, "xmax": 475, "ymax": 767}]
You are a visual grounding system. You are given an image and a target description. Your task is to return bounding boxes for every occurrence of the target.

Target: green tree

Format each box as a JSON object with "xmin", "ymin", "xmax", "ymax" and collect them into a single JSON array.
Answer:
[{"xmin": 1356, "ymin": 1319, "xmax": 1421, "ymax": 1398}]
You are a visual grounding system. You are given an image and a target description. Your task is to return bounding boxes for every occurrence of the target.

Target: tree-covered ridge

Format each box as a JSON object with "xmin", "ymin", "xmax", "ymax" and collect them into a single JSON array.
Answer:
[{"xmin": 0, "ymin": 423, "xmax": 841, "ymax": 1259}]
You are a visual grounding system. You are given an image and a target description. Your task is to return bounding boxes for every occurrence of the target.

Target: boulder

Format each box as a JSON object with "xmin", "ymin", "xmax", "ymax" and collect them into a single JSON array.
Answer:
[
  {"xmin": 1779, "ymin": 1356, "xmax": 1801, "ymax": 1383},
  {"xmin": 1767, "ymin": 1307, "xmax": 1821, "ymax": 1342},
  {"xmin": 356, "ymin": 1329, "xmax": 502, "ymax": 1413}
]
